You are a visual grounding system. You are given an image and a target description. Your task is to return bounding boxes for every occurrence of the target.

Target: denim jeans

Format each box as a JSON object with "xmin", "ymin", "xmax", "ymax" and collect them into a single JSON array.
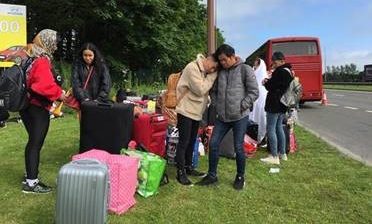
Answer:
[
  {"xmin": 208, "ymin": 116, "xmax": 250, "ymax": 178},
  {"xmin": 266, "ymin": 112, "xmax": 286, "ymax": 157}
]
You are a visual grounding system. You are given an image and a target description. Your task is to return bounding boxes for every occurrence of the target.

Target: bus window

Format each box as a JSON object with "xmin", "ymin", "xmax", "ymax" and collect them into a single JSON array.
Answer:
[
  {"xmin": 245, "ymin": 42, "xmax": 268, "ymax": 66},
  {"xmin": 272, "ymin": 41, "xmax": 318, "ymax": 56}
]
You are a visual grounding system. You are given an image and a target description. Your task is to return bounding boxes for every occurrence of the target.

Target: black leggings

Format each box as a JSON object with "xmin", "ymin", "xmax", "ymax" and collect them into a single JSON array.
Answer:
[
  {"xmin": 176, "ymin": 114, "xmax": 199, "ymax": 170},
  {"xmin": 20, "ymin": 104, "xmax": 50, "ymax": 179}
]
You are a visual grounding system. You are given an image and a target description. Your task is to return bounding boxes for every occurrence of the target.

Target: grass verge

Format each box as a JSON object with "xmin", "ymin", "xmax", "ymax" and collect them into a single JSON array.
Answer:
[{"xmin": 0, "ymin": 115, "xmax": 371, "ymax": 223}]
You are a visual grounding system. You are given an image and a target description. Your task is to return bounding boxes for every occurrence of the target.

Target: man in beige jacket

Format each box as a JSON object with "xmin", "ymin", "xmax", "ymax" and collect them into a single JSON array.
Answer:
[{"xmin": 175, "ymin": 54, "xmax": 218, "ymax": 185}]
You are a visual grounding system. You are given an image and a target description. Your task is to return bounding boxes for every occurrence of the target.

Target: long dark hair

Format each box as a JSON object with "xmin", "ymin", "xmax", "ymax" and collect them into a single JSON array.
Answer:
[{"xmin": 77, "ymin": 42, "xmax": 106, "ymax": 75}]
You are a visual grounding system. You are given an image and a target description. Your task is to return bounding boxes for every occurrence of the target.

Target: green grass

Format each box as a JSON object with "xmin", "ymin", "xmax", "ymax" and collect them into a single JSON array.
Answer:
[
  {"xmin": 324, "ymin": 84, "xmax": 372, "ymax": 92},
  {"xmin": 0, "ymin": 115, "xmax": 371, "ymax": 224}
]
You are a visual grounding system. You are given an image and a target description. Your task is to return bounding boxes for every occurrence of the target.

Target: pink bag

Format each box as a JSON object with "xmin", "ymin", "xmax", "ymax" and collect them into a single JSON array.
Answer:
[
  {"xmin": 289, "ymin": 132, "xmax": 298, "ymax": 153},
  {"xmin": 107, "ymin": 155, "xmax": 139, "ymax": 214},
  {"xmin": 72, "ymin": 149, "xmax": 110, "ymax": 163},
  {"xmin": 72, "ymin": 149, "xmax": 139, "ymax": 215}
]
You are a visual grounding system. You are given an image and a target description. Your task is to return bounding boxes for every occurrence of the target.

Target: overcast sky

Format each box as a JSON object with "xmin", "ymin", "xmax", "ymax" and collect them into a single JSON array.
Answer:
[{"xmin": 201, "ymin": 0, "xmax": 372, "ymax": 70}]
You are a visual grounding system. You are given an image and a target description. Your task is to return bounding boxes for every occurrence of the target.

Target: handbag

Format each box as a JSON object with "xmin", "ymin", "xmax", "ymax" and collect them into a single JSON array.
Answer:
[
  {"xmin": 64, "ymin": 67, "xmax": 94, "ymax": 110},
  {"xmin": 64, "ymin": 89, "xmax": 80, "ymax": 110}
]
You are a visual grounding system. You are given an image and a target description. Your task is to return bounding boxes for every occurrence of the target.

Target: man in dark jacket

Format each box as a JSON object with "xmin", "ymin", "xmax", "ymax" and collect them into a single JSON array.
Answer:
[
  {"xmin": 197, "ymin": 44, "xmax": 259, "ymax": 190},
  {"xmin": 260, "ymin": 51, "xmax": 293, "ymax": 165}
]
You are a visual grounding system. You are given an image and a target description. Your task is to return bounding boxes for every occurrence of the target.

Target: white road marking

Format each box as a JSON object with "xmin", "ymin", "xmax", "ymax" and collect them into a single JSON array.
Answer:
[
  {"xmin": 366, "ymin": 110, "xmax": 372, "ymax": 113},
  {"xmin": 344, "ymin": 106, "xmax": 358, "ymax": 110},
  {"xmin": 328, "ymin": 103, "xmax": 338, "ymax": 106},
  {"xmin": 334, "ymin": 94, "xmax": 344, "ymax": 97}
]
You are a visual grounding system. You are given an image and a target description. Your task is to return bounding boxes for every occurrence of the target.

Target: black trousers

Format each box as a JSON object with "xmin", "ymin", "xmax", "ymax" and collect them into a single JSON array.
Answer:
[
  {"xmin": 176, "ymin": 114, "xmax": 199, "ymax": 170},
  {"xmin": 20, "ymin": 104, "xmax": 50, "ymax": 179},
  {"xmin": 0, "ymin": 108, "xmax": 9, "ymax": 121}
]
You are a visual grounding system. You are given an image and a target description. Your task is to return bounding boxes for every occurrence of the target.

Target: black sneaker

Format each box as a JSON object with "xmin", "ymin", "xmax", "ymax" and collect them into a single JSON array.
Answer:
[
  {"xmin": 0, "ymin": 121, "xmax": 6, "ymax": 129},
  {"xmin": 233, "ymin": 175, "xmax": 245, "ymax": 190},
  {"xmin": 22, "ymin": 182, "xmax": 52, "ymax": 194},
  {"xmin": 195, "ymin": 174, "xmax": 218, "ymax": 186},
  {"xmin": 21, "ymin": 176, "xmax": 26, "ymax": 185},
  {"xmin": 186, "ymin": 168, "xmax": 205, "ymax": 177},
  {"xmin": 176, "ymin": 169, "xmax": 192, "ymax": 186}
]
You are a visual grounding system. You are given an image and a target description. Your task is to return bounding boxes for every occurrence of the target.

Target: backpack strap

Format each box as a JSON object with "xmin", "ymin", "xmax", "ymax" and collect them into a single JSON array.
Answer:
[
  {"xmin": 83, "ymin": 66, "xmax": 94, "ymax": 90},
  {"xmin": 241, "ymin": 64, "xmax": 248, "ymax": 87},
  {"xmin": 283, "ymin": 67, "xmax": 293, "ymax": 77}
]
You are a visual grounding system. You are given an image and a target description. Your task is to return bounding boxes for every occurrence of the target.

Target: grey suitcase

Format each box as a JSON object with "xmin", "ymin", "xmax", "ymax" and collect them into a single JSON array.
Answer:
[{"xmin": 56, "ymin": 159, "xmax": 109, "ymax": 224}]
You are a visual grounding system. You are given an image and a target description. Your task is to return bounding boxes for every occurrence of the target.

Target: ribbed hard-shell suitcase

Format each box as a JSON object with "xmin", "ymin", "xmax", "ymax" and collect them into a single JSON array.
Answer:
[
  {"xmin": 80, "ymin": 101, "xmax": 134, "ymax": 154},
  {"xmin": 56, "ymin": 159, "xmax": 109, "ymax": 224},
  {"xmin": 132, "ymin": 113, "xmax": 168, "ymax": 157}
]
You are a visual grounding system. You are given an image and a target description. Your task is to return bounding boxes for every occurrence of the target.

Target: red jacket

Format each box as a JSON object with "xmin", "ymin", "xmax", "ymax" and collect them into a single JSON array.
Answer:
[{"xmin": 27, "ymin": 57, "xmax": 62, "ymax": 110}]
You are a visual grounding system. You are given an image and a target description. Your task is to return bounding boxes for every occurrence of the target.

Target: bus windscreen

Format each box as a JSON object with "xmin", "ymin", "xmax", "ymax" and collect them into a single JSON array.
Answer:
[{"xmin": 272, "ymin": 41, "xmax": 318, "ymax": 56}]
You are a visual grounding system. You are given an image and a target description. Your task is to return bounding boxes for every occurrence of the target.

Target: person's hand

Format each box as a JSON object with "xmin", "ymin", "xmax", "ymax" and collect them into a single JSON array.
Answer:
[
  {"xmin": 262, "ymin": 78, "xmax": 269, "ymax": 85},
  {"xmin": 59, "ymin": 91, "xmax": 66, "ymax": 101}
]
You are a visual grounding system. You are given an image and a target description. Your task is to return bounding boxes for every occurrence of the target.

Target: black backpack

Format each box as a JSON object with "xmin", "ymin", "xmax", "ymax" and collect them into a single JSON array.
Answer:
[{"xmin": 0, "ymin": 58, "xmax": 33, "ymax": 112}]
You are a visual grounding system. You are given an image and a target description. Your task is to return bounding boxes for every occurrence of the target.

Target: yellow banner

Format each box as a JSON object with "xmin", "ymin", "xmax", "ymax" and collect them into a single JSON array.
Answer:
[{"xmin": 0, "ymin": 3, "xmax": 27, "ymax": 67}]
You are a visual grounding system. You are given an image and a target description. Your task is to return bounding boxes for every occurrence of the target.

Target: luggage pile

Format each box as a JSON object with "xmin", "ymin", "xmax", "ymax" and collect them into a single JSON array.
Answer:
[{"xmin": 56, "ymin": 96, "xmax": 171, "ymax": 223}]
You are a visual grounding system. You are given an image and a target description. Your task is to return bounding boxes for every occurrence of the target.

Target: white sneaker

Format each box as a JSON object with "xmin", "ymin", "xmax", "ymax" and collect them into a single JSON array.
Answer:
[
  {"xmin": 260, "ymin": 155, "xmax": 280, "ymax": 165},
  {"xmin": 280, "ymin": 154, "xmax": 288, "ymax": 161}
]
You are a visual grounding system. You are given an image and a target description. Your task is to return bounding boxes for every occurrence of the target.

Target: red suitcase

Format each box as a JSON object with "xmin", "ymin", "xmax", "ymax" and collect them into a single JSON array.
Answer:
[{"xmin": 132, "ymin": 113, "xmax": 168, "ymax": 157}]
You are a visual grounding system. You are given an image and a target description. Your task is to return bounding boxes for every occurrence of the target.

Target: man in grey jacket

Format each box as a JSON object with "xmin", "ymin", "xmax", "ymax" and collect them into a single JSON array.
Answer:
[{"xmin": 197, "ymin": 44, "xmax": 259, "ymax": 190}]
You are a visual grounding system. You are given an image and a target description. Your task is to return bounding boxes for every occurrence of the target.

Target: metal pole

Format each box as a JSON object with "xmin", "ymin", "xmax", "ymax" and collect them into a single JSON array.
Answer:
[{"xmin": 207, "ymin": 0, "xmax": 216, "ymax": 54}]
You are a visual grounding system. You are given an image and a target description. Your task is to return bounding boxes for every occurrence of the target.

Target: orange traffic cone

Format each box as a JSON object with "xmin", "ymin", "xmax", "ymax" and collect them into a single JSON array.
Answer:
[{"xmin": 321, "ymin": 91, "xmax": 328, "ymax": 106}]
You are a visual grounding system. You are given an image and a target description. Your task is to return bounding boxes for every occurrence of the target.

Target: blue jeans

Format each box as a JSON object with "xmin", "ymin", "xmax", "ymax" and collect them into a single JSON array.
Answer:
[
  {"xmin": 208, "ymin": 116, "xmax": 249, "ymax": 178},
  {"xmin": 266, "ymin": 112, "xmax": 286, "ymax": 157}
]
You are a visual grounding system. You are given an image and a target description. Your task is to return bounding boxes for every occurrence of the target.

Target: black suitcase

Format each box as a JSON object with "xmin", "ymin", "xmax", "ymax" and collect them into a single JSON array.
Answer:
[
  {"xmin": 246, "ymin": 121, "xmax": 258, "ymax": 141},
  {"xmin": 80, "ymin": 101, "xmax": 134, "ymax": 154},
  {"xmin": 219, "ymin": 129, "xmax": 235, "ymax": 159}
]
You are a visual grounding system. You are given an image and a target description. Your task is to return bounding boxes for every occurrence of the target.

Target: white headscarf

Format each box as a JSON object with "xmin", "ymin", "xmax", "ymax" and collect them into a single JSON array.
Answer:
[{"xmin": 254, "ymin": 59, "xmax": 268, "ymax": 84}]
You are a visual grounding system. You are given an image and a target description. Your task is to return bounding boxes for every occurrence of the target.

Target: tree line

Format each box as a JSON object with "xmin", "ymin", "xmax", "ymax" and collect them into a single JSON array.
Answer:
[
  {"xmin": 3, "ymin": 0, "xmax": 224, "ymax": 88},
  {"xmin": 323, "ymin": 63, "xmax": 363, "ymax": 82}
]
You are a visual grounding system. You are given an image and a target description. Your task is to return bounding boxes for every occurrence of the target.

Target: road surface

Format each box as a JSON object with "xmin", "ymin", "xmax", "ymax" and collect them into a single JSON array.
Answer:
[{"xmin": 299, "ymin": 89, "xmax": 372, "ymax": 166}]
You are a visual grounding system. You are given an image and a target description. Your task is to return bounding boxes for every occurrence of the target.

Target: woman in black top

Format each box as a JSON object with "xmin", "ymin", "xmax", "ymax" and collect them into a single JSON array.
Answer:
[
  {"xmin": 71, "ymin": 42, "xmax": 111, "ymax": 103},
  {"xmin": 260, "ymin": 52, "xmax": 293, "ymax": 165}
]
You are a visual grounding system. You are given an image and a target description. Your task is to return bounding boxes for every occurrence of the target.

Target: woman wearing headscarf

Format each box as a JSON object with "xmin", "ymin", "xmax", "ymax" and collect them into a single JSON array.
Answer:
[
  {"xmin": 21, "ymin": 29, "xmax": 65, "ymax": 194},
  {"xmin": 250, "ymin": 58, "xmax": 268, "ymax": 145}
]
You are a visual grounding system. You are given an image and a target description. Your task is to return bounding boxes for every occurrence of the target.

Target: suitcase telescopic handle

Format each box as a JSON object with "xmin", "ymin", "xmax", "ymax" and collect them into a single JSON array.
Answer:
[
  {"xmin": 97, "ymin": 101, "xmax": 114, "ymax": 108},
  {"xmin": 72, "ymin": 159, "xmax": 102, "ymax": 165}
]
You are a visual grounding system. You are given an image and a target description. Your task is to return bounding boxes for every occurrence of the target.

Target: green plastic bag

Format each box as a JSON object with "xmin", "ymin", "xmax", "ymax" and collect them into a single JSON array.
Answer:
[{"xmin": 121, "ymin": 149, "xmax": 166, "ymax": 198}]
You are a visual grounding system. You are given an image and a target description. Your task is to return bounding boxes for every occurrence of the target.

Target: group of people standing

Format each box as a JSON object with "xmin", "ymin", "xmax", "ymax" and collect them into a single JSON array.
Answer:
[
  {"xmin": 18, "ymin": 29, "xmax": 111, "ymax": 193},
  {"xmin": 12, "ymin": 28, "xmax": 293, "ymax": 194},
  {"xmin": 174, "ymin": 45, "xmax": 295, "ymax": 190}
]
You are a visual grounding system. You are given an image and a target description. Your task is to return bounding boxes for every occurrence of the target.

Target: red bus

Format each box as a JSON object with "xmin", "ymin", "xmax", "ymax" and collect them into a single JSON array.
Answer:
[
  {"xmin": 246, "ymin": 37, "xmax": 323, "ymax": 103},
  {"xmin": 363, "ymin": 64, "xmax": 372, "ymax": 82}
]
